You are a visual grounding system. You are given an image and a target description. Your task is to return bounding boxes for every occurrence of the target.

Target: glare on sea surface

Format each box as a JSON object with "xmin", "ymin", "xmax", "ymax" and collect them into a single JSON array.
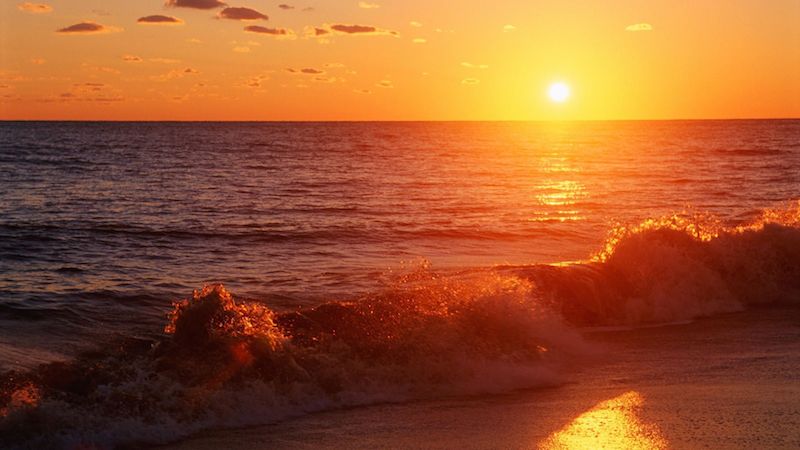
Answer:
[
  {"xmin": 538, "ymin": 391, "xmax": 668, "ymax": 449},
  {"xmin": 548, "ymin": 82, "xmax": 571, "ymax": 103}
]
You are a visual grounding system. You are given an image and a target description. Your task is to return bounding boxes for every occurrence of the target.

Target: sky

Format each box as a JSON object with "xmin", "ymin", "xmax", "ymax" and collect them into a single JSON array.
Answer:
[{"xmin": 0, "ymin": 0, "xmax": 798, "ymax": 120}]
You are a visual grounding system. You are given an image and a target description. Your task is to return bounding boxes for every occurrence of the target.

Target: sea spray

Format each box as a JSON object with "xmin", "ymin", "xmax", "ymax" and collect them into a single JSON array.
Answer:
[
  {"xmin": 517, "ymin": 202, "xmax": 800, "ymax": 325},
  {"xmin": 1, "ymin": 202, "xmax": 799, "ymax": 448},
  {"xmin": 0, "ymin": 274, "xmax": 586, "ymax": 449}
]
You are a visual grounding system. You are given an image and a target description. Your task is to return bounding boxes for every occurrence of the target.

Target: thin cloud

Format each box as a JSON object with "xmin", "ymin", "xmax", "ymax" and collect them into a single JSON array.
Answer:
[
  {"xmin": 461, "ymin": 62, "xmax": 488, "ymax": 69},
  {"xmin": 233, "ymin": 46, "xmax": 251, "ymax": 53},
  {"xmin": 625, "ymin": 23, "xmax": 653, "ymax": 31},
  {"xmin": 410, "ymin": 21, "xmax": 422, "ymax": 28},
  {"xmin": 287, "ymin": 68, "xmax": 325, "ymax": 75},
  {"xmin": 73, "ymin": 82, "xmax": 105, "ymax": 92},
  {"xmin": 150, "ymin": 57, "xmax": 181, "ymax": 64},
  {"xmin": 314, "ymin": 23, "xmax": 398, "ymax": 36},
  {"xmin": 122, "ymin": 55, "xmax": 143, "ymax": 62},
  {"xmin": 244, "ymin": 74, "xmax": 270, "ymax": 88},
  {"xmin": 30, "ymin": 58, "xmax": 46, "ymax": 65},
  {"xmin": 17, "ymin": 2, "xmax": 52, "ymax": 13},
  {"xmin": 358, "ymin": 2, "xmax": 379, "ymax": 8},
  {"xmin": 82, "ymin": 64, "xmax": 121, "ymax": 74},
  {"xmin": 313, "ymin": 76, "xmax": 337, "ymax": 83},
  {"xmin": 244, "ymin": 26, "xmax": 296, "ymax": 39},
  {"xmin": 56, "ymin": 22, "xmax": 121, "ymax": 35},
  {"xmin": 412, "ymin": 38, "xmax": 426, "ymax": 44},
  {"xmin": 461, "ymin": 78, "xmax": 480, "ymax": 85},
  {"xmin": 165, "ymin": 0, "xmax": 226, "ymax": 9},
  {"xmin": 354, "ymin": 89, "xmax": 371, "ymax": 94},
  {"xmin": 218, "ymin": 7, "xmax": 268, "ymax": 21},
  {"xmin": 137, "ymin": 15, "xmax": 184, "ymax": 25},
  {"xmin": 305, "ymin": 26, "xmax": 330, "ymax": 37},
  {"xmin": 503, "ymin": 24, "xmax": 516, "ymax": 32},
  {"xmin": 151, "ymin": 68, "xmax": 198, "ymax": 81}
]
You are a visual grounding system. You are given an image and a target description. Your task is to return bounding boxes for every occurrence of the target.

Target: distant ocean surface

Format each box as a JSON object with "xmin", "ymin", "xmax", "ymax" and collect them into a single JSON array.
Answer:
[{"xmin": 1, "ymin": 120, "xmax": 799, "ymax": 448}]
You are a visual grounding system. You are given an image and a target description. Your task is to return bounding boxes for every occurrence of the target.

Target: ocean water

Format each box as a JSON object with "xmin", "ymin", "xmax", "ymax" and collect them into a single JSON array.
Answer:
[{"xmin": 0, "ymin": 120, "xmax": 799, "ymax": 448}]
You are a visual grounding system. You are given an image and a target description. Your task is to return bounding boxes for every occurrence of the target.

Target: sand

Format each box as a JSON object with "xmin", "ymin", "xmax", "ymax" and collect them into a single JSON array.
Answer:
[{"xmin": 160, "ymin": 305, "xmax": 800, "ymax": 449}]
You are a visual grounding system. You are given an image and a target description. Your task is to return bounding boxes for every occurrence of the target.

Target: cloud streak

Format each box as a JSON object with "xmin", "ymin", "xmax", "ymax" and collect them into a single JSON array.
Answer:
[
  {"xmin": 17, "ymin": 2, "xmax": 52, "ymax": 13},
  {"xmin": 307, "ymin": 23, "xmax": 398, "ymax": 38},
  {"xmin": 165, "ymin": 0, "xmax": 225, "ymax": 9},
  {"xmin": 218, "ymin": 7, "xmax": 268, "ymax": 21},
  {"xmin": 461, "ymin": 62, "xmax": 488, "ymax": 69},
  {"xmin": 287, "ymin": 68, "xmax": 325, "ymax": 74},
  {"xmin": 137, "ymin": 15, "xmax": 184, "ymax": 25},
  {"xmin": 56, "ymin": 22, "xmax": 120, "ymax": 35},
  {"xmin": 245, "ymin": 26, "xmax": 296, "ymax": 39},
  {"xmin": 625, "ymin": 23, "xmax": 653, "ymax": 31}
]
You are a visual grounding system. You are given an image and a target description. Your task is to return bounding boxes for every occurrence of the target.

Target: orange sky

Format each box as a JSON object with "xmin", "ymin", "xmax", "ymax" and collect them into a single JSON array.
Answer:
[{"xmin": 1, "ymin": 0, "xmax": 798, "ymax": 120}]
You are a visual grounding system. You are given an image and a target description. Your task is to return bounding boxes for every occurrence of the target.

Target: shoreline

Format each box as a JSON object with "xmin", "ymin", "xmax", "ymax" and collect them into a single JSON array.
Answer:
[{"xmin": 159, "ymin": 305, "xmax": 800, "ymax": 449}]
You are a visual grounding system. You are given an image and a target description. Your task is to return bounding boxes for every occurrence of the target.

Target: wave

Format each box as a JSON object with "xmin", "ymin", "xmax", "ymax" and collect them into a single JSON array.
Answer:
[
  {"xmin": 516, "ymin": 203, "xmax": 800, "ymax": 326},
  {"xmin": 1, "ymin": 202, "xmax": 798, "ymax": 449}
]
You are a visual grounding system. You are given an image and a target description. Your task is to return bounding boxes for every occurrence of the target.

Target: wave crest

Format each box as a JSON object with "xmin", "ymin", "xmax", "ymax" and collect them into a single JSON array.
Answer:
[{"xmin": 523, "ymin": 201, "xmax": 800, "ymax": 326}]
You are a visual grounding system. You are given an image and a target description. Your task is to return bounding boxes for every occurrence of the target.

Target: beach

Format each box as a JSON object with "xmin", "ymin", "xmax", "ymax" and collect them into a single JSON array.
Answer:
[{"xmin": 163, "ymin": 305, "xmax": 800, "ymax": 450}]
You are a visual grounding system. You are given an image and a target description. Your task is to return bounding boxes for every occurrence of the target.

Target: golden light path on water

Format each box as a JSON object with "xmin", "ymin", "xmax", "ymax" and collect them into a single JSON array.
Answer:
[
  {"xmin": 538, "ymin": 391, "xmax": 668, "ymax": 450},
  {"xmin": 530, "ymin": 148, "xmax": 586, "ymax": 223}
]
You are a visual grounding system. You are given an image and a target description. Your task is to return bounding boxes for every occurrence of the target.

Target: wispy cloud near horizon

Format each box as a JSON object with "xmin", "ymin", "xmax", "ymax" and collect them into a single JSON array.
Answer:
[
  {"xmin": 625, "ymin": 23, "xmax": 653, "ymax": 31},
  {"xmin": 56, "ymin": 22, "xmax": 121, "ymax": 35},
  {"xmin": 245, "ymin": 26, "xmax": 297, "ymax": 39},
  {"xmin": 218, "ymin": 7, "xmax": 268, "ymax": 21},
  {"xmin": 138, "ymin": 15, "xmax": 184, "ymax": 25},
  {"xmin": 165, "ymin": 0, "xmax": 225, "ymax": 9},
  {"xmin": 17, "ymin": 2, "xmax": 52, "ymax": 13}
]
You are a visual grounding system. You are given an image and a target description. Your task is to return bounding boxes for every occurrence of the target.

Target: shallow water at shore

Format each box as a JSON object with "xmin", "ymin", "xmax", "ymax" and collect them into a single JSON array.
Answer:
[{"xmin": 161, "ymin": 305, "xmax": 800, "ymax": 450}]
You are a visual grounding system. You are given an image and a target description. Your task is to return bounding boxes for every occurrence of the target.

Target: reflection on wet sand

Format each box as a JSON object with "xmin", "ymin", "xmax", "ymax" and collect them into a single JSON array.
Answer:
[{"xmin": 538, "ymin": 391, "xmax": 667, "ymax": 449}]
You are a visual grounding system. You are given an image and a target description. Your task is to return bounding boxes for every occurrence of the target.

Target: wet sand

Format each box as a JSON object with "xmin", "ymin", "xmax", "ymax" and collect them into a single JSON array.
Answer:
[{"xmin": 161, "ymin": 305, "xmax": 800, "ymax": 449}]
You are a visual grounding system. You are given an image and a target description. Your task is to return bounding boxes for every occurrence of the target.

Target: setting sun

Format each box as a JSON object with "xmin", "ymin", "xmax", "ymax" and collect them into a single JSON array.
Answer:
[{"xmin": 548, "ymin": 82, "xmax": 571, "ymax": 103}]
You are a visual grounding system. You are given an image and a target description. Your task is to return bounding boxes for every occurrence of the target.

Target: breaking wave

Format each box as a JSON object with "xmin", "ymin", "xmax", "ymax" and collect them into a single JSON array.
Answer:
[
  {"xmin": 517, "ymin": 202, "xmax": 800, "ymax": 326},
  {"xmin": 1, "ymin": 202, "xmax": 799, "ymax": 449}
]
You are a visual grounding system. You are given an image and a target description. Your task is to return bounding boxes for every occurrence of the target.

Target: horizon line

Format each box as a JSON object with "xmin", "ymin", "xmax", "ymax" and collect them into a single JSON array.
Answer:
[{"xmin": 1, "ymin": 117, "xmax": 798, "ymax": 123}]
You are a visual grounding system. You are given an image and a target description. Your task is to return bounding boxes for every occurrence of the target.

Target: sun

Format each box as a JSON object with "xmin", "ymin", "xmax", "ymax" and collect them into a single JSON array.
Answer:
[{"xmin": 548, "ymin": 82, "xmax": 571, "ymax": 103}]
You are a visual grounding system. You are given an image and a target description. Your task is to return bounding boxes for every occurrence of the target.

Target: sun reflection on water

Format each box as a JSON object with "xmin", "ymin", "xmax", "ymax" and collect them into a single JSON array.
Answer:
[
  {"xmin": 538, "ymin": 391, "xmax": 668, "ymax": 450},
  {"xmin": 532, "ymin": 152, "xmax": 587, "ymax": 222}
]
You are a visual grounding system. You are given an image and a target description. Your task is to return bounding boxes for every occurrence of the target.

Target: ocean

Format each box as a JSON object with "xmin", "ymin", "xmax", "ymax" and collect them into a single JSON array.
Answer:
[{"xmin": 1, "ymin": 120, "xmax": 799, "ymax": 448}]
